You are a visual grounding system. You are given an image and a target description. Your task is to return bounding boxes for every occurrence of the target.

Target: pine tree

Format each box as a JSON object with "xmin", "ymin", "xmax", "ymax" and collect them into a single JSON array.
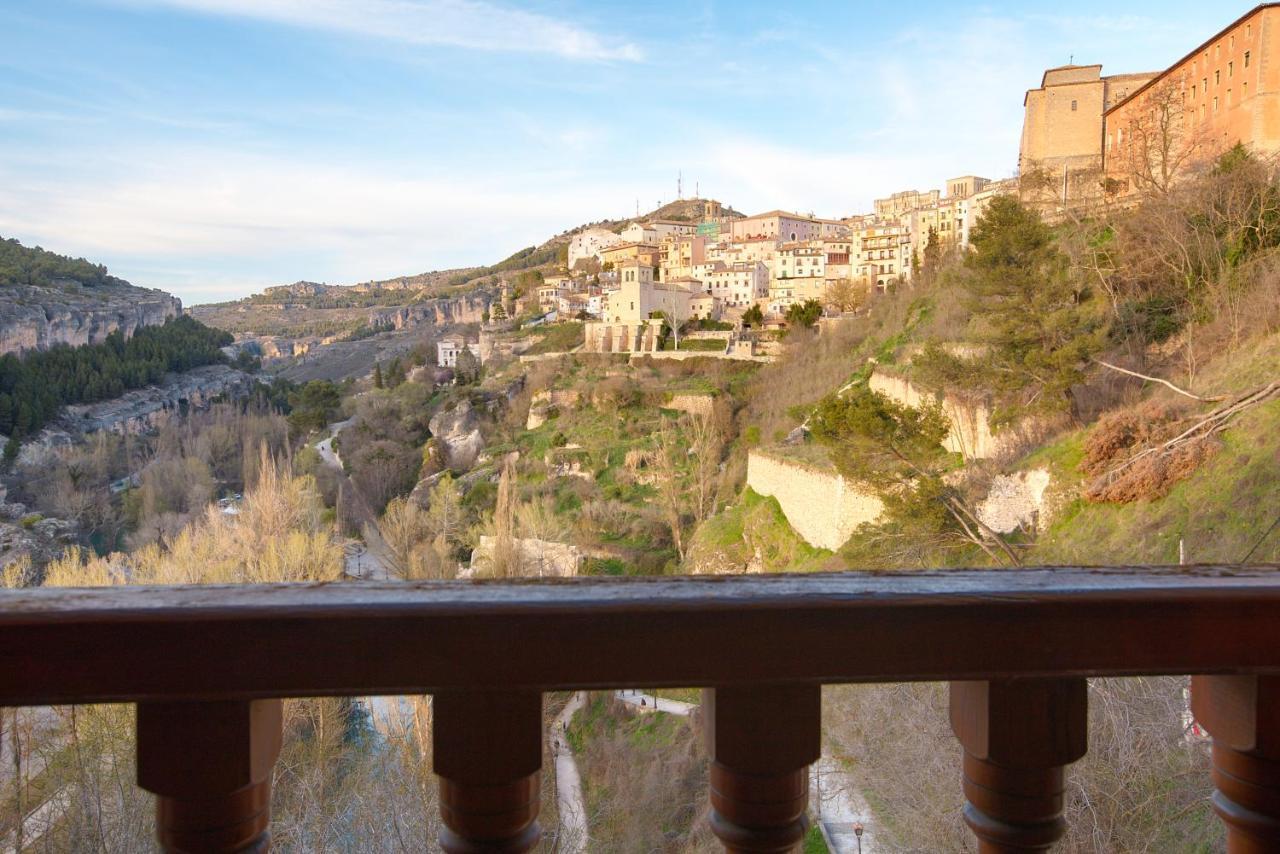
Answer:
[
  {"xmin": 373, "ymin": 363, "xmax": 384, "ymax": 389},
  {"xmin": 962, "ymin": 196, "xmax": 1106, "ymax": 423}
]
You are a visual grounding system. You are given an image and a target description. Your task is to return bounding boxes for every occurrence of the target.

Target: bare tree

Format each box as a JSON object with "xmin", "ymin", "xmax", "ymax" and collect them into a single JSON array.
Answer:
[
  {"xmin": 653, "ymin": 421, "xmax": 686, "ymax": 562},
  {"xmin": 1117, "ymin": 77, "xmax": 1207, "ymax": 197},
  {"xmin": 824, "ymin": 278, "xmax": 869, "ymax": 314}
]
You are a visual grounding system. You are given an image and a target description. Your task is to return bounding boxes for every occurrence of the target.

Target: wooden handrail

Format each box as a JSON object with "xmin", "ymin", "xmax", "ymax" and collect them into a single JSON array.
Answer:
[
  {"xmin": 5, "ymin": 565, "xmax": 1280, "ymax": 852},
  {"xmin": 1, "ymin": 565, "xmax": 1279, "ymax": 706}
]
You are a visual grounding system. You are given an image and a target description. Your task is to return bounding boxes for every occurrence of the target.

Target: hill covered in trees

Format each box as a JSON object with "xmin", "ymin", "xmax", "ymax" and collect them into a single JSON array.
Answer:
[
  {"xmin": 0, "ymin": 315, "xmax": 233, "ymax": 444},
  {"xmin": 0, "ymin": 237, "xmax": 119, "ymax": 289}
]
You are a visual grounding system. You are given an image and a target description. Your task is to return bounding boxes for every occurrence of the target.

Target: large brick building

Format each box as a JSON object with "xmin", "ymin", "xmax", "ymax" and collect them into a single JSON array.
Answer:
[
  {"xmin": 1105, "ymin": 3, "xmax": 1280, "ymax": 191},
  {"xmin": 1021, "ymin": 4, "xmax": 1280, "ymax": 206}
]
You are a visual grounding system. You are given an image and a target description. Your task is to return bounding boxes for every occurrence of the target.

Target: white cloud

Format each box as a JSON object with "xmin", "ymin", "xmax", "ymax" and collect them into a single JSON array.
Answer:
[
  {"xmin": 113, "ymin": 0, "xmax": 643, "ymax": 61},
  {"xmin": 0, "ymin": 147, "xmax": 635, "ymax": 303}
]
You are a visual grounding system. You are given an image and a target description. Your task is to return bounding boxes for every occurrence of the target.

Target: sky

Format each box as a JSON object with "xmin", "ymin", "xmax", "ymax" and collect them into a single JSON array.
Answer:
[{"xmin": 0, "ymin": 0, "xmax": 1247, "ymax": 304}]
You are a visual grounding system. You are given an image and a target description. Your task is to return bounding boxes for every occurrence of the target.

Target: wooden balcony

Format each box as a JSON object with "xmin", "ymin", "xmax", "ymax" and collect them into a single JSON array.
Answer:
[{"xmin": 3, "ymin": 566, "xmax": 1280, "ymax": 852}]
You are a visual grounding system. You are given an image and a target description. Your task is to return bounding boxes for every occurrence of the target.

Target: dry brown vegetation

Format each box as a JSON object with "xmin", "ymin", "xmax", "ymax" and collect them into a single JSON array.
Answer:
[
  {"xmin": 823, "ymin": 679, "xmax": 1218, "ymax": 852},
  {"xmin": 568, "ymin": 694, "xmax": 714, "ymax": 853}
]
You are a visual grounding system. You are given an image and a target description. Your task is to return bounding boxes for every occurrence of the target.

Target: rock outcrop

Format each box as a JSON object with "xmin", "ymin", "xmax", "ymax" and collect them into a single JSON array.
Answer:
[
  {"xmin": 60, "ymin": 365, "xmax": 254, "ymax": 436},
  {"xmin": 428, "ymin": 399, "xmax": 486, "ymax": 472},
  {"xmin": 369, "ymin": 294, "xmax": 489, "ymax": 331},
  {"xmin": 0, "ymin": 280, "xmax": 182, "ymax": 356},
  {"xmin": 0, "ymin": 498, "xmax": 79, "ymax": 571},
  {"xmin": 468, "ymin": 535, "xmax": 583, "ymax": 578}
]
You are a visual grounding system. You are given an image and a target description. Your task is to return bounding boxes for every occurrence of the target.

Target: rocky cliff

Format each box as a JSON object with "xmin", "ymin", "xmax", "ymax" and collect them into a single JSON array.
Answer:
[
  {"xmin": 369, "ymin": 294, "xmax": 490, "ymax": 330},
  {"xmin": 0, "ymin": 281, "xmax": 182, "ymax": 356}
]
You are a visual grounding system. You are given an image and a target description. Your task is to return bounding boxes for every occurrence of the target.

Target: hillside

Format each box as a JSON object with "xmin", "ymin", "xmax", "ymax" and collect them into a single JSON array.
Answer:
[{"xmin": 0, "ymin": 236, "xmax": 182, "ymax": 356}]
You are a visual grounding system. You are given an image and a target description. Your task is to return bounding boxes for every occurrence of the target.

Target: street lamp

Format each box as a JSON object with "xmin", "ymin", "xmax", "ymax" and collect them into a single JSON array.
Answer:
[{"xmin": 853, "ymin": 821, "xmax": 864, "ymax": 854}]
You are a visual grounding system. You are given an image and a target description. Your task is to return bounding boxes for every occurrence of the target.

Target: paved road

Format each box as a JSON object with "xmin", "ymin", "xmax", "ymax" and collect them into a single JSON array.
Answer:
[
  {"xmin": 316, "ymin": 419, "xmax": 397, "ymax": 581},
  {"xmin": 316, "ymin": 417, "xmax": 352, "ymax": 470},
  {"xmin": 550, "ymin": 692, "xmax": 589, "ymax": 853},
  {"xmin": 608, "ymin": 691, "xmax": 876, "ymax": 851},
  {"xmin": 613, "ymin": 690, "xmax": 696, "ymax": 717},
  {"xmin": 811, "ymin": 752, "xmax": 877, "ymax": 853}
]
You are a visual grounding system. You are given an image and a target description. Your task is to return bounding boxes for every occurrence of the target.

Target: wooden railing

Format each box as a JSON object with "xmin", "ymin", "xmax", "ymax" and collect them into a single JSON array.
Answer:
[{"xmin": 3, "ymin": 566, "xmax": 1280, "ymax": 852}]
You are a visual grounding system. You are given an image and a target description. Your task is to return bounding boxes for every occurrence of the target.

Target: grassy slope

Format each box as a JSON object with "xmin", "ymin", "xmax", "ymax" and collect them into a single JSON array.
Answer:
[
  {"xmin": 1027, "ymin": 334, "xmax": 1280, "ymax": 566},
  {"xmin": 1028, "ymin": 398, "xmax": 1280, "ymax": 565},
  {"xmin": 684, "ymin": 487, "xmax": 833, "ymax": 574}
]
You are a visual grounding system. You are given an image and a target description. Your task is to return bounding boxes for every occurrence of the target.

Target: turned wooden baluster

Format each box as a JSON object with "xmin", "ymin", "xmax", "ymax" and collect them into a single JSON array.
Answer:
[
  {"xmin": 704, "ymin": 684, "xmax": 821, "ymax": 853},
  {"xmin": 137, "ymin": 699, "xmax": 283, "ymax": 853},
  {"xmin": 950, "ymin": 678, "xmax": 1087, "ymax": 853},
  {"xmin": 1192, "ymin": 675, "xmax": 1280, "ymax": 852},
  {"xmin": 433, "ymin": 691, "xmax": 543, "ymax": 853}
]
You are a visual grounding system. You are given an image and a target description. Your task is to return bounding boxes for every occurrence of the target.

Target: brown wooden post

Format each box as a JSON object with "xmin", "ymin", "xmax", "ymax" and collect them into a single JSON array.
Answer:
[
  {"xmin": 1192, "ymin": 675, "xmax": 1280, "ymax": 852},
  {"xmin": 433, "ymin": 691, "xmax": 542, "ymax": 853},
  {"xmin": 137, "ymin": 699, "xmax": 282, "ymax": 853},
  {"xmin": 704, "ymin": 684, "xmax": 821, "ymax": 853},
  {"xmin": 949, "ymin": 678, "xmax": 1087, "ymax": 853}
]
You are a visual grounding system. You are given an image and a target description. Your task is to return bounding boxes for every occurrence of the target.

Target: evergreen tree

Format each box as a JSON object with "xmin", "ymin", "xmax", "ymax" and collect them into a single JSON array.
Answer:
[
  {"xmin": 962, "ymin": 196, "xmax": 1106, "ymax": 423},
  {"xmin": 373, "ymin": 363, "xmax": 384, "ymax": 389}
]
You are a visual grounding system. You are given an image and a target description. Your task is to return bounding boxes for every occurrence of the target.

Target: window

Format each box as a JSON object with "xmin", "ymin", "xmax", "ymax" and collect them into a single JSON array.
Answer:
[
  {"xmin": 1246, "ymin": 51, "xmax": 1251, "ymax": 68},
  {"xmin": 1215, "ymin": 70, "xmax": 1220, "ymax": 85},
  {"xmin": 1214, "ymin": 96, "xmax": 1219, "ymax": 112},
  {"xmin": 1229, "ymin": 61, "xmax": 1234, "ymax": 77},
  {"xmin": 1203, "ymin": 78, "xmax": 1208, "ymax": 92},
  {"xmin": 1071, "ymin": 99, "xmax": 1078, "ymax": 111}
]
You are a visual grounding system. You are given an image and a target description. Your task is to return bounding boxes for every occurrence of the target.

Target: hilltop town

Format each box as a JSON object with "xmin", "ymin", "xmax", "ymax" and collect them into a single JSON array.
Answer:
[{"xmin": 5, "ymin": 5, "xmax": 1280, "ymax": 854}]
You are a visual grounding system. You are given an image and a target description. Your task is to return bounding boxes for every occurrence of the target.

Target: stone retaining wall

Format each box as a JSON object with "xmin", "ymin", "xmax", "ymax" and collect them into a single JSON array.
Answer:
[
  {"xmin": 869, "ymin": 369, "xmax": 1007, "ymax": 459},
  {"xmin": 746, "ymin": 448, "xmax": 882, "ymax": 550}
]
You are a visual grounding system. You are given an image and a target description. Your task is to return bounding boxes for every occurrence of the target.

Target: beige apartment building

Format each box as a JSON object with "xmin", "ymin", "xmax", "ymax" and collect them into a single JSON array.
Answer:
[
  {"xmin": 703, "ymin": 261, "xmax": 769, "ymax": 309},
  {"xmin": 854, "ymin": 221, "xmax": 909, "ymax": 291},
  {"xmin": 601, "ymin": 242, "xmax": 660, "ymax": 270},
  {"xmin": 659, "ymin": 234, "xmax": 707, "ymax": 281},
  {"xmin": 768, "ymin": 244, "xmax": 826, "ymax": 312},
  {"xmin": 874, "ymin": 189, "xmax": 940, "ymax": 220}
]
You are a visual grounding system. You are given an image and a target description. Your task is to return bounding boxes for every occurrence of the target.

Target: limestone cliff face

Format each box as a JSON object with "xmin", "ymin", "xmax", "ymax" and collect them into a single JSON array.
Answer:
[
  {"xmin": 369, "ymin": 294, "xmax": 489, "ymax": 330},
  {"xmin": 0, "ymin": 280, "xmax": 182, "ymax": 356}
]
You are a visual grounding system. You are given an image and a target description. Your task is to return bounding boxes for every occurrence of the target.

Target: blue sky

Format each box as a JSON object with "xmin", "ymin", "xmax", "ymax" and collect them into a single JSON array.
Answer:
[{"xmin": 0, "ymin": 0, "xmax": 1245, "ymax": 304}]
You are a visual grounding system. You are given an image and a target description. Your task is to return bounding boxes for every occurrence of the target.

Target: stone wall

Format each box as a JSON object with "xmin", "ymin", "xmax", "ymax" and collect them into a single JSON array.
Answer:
[
  {"xmin": 746, "ymin": 448, "xmax": 882, "ymax": 551},
  {"xmin": 869, "ymin": 369, "xmax": 1008, "ymax": 460}
]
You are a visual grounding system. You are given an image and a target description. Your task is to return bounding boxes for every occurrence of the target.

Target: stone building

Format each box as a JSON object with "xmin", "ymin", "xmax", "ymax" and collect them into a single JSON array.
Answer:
[
  {"xmin": 1019, "ymin": 64, "xmax": 1157, "ymax": 209},
  {"xmin": 873, "ymin": 189, "xmax": 940, "ymax": 220},
  {"xmin": 730, "ymin": 210, "xmax": 823, "ymax": 243}
]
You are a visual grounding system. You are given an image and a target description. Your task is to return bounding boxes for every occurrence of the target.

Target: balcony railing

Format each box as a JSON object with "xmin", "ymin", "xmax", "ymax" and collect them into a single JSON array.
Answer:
[{"xmin": 3, "ymin": 566, "xmax": 1280, "ymax": 852}]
